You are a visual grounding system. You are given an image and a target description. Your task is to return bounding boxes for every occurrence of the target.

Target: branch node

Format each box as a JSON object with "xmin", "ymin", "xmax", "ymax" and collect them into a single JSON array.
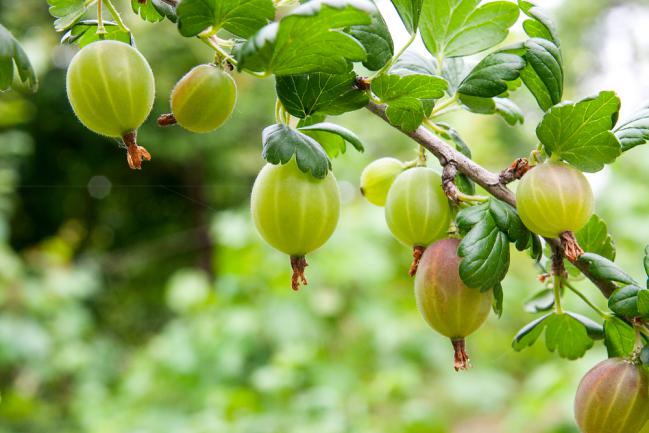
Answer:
[
  {"xmin": 442, "ymin": 161, "xmax": 460, "ymax": 204},
  {"xmin": 499, "ymin": 158, "xmax": 531, "ymax": 184},
  {"xmin": 561, "ymin": 231, "xmax": 585, "ymax": 261}
]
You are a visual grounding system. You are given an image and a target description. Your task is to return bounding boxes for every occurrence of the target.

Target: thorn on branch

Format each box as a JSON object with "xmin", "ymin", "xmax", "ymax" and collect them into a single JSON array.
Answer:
[
  {"xmin": 499, "ymin": 158, "xmax": 531, "ymax": 184},
  {"xmin": 561, "ymin": 231, "xmax": 585, "ymax": 261},
  {"xmin": 442, "ymin": 161, "xmax": 460, "ymax": 204}
]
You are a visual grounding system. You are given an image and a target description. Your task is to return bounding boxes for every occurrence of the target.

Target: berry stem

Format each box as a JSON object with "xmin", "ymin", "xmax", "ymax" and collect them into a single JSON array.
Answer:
[
  {"xmin": 290, "ymin": 255, "xmax": 308, "ymax": 291},
  {"xmin": 368, "ymin": 31, "xmax": 417, "ymax": 80},
  {"xmin": 122, "ymin": 131, "xmax": 151, "ymax": 170},
  {"xmin": 409, "ymin": 245, "xmax": 425, "ymax": 277},
  {"xmin": 564, "ymin": 281, "xmax": 608, "ymax": 319},
  {"xmin": 451, "ymin": 338, "xmax": 471, "ymax": 371},
  {"xmin": 104, "ymin": 0, "xmax": 130, "ymax": 33},
  {"xmin": 96, "ymin": 0, "xmax": 107, "ymax": 35}
]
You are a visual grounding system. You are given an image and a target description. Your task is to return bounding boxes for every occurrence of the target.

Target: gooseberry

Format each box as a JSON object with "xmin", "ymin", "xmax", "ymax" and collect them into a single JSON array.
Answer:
[
  {"xmin": 66, "ymin": 40, "xmax": 155, "ymax": 169},
  {"xmin": 250, "ymin": 158, "xmax": 341, "ymax": 290},
  {"xmin": 384, "ymin": 166, "xmax": 451, "ymax": 275},
  {"xmin": 166, "ymin": 64, "xmax": 237, "ymax": 133},
  {"xmin": 360, "ymin": 157, "xmax": 406, "ymax": 206},
  {"xmin": 516, "ymin": 160, "xmax": 594, "ymax": 238},
  {"xmin": 414, "ymin": 238, "xmax": 493, "ymax": 371},
  {"xmin": 574, "ymin": 358, "xmax": 649, "ymax": 433}
]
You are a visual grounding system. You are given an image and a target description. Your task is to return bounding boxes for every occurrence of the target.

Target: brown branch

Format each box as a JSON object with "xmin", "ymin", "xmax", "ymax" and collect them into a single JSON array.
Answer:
[{"xmin": 366, "ymin": 101, "xmax": 618, "ymax": 299}]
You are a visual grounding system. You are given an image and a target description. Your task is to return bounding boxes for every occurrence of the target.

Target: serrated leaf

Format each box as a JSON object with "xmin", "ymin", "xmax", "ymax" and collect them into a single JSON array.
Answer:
[
  {"xmin": 575, "ymin": 214, "xmax": 615, "ymax": 261},
  {"xmin": 544, "ymin": 313, "xmax": 594, "ymax": 360},
  {"xmin": 47, "ymin": 0, "xmax": 87, "ymax": 32},
  {"xmin": 177, "ymin": 0, "xmax": 274, "ymax": 38},
  {"xmin": 458, "ymin": 52, "xmax": 526, "ymax": 98},
  {"xmin": 390, "ymin": 0, "xmax": 423, "ymax": 33},
  {"xmin": 132, "ymin": 0, "xmax": 164, "ymax": 23},
  {"xmin": 298, "ymin": 122, "xmax": 364, "ymax": 153},
  {"xmin": 276, "ymin": 72, "xmax": 369, "ymax": 119},
  {"xmin": 518, "ymin": 0, "xmax": 559, "ymax": 45},
  {"xmin": 262, "ymin": 124, "xmax": 331, "ymax": 178},
  {"xmin": 614, "ymin": 103, "xmax": 649, "ymax": 152},
  {"xmin": 371, "ymin": 73, "xmax": 447, "ymax": 132},
  {"xmin": 520, "ymin": 38, "xmax": 563, "ymax": 112},
  {"xmin": 512, "ymin": 313, "xmax": 551, "ymax": 351},
  {"xmin": 609, "ymin": 285, "xmax": 647, "ymax": 317},
  {"xmin": 457, "ymin": 213, "xmax": 510, "ymax": 291},
  {"xmin": 238, "ymin": 0, "xmax": 375, "ymax": 76},
  {"xmin": 345, "ymin": 12, "xmax": 393, "ymax": 71},
  {"xmin": 489, "ymin": 199, "xmax": 536, "ymax": 251},
  {"xmin": 604, "ymin": 316, "xmax": 636, "ymax": 357},
  {"xmin": 61, "ymin": 21, "xmax": 133, "ymax": 48},
  {"xmin": 493, "ymin": 282, "xmax": 504, "ymax": 317},
  {"xmin": 524, "ymin": 289, "xmax": 555, "ymax": 313},
  {"xmin": 420, "ymin": 0, "xmax": 519, "ymax": 58},
  {"xmin": 537, "ymin": 91, "xmax": 622, "ymax": 172},
  {"xmin": 579, "ymin": 253, "xmax": 637, "ymax": 286},
  {"xmin": 0, "ymin": 25, "xmax": 37, "ymax": 92}
]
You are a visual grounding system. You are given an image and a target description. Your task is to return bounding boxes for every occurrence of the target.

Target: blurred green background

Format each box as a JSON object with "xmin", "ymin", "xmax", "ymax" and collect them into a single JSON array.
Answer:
[{"xmin": 2, "ymin": 0, "xmax": 649, "ymax": 432}]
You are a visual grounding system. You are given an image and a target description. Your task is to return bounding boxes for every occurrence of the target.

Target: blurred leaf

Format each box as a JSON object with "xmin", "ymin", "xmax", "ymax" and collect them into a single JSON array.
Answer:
[
  {"xmin": 371, "ymin": 73, "xmax": 447, "ymax": 132},
  {"xmin": 442, "ymin": 57, "xmax": 466, "ymax": 95},
  {"xmin": 615, "ymin": 102, "xmax": 649, "ymax": 152},
  {"xmin": 520, "ymin": 38, "xmax": 562, "ymax": 112},
  {"xmin": 457, "ymin": 52, "xmax": 525, "ymax": 98},
  {"xmin": 345, "ymin": 12, "xmax": 393, "ymax": 71},
  {"xmin": 537, "ymin": 91, "xmax": 622, "ymax": 172},
  {"xmin": 575, "ymin": 215, "xmax": 615, "ymax": 261},
  {"xmin": 151, "ymin": 0, "xmax": 178, "ymax": 22},
  {"xmin": 47, "ymin": 0, "xmax": 87, "ymax": 31},
  {"xmin": 261, "ymin": 124, "xmax": 331, "ymax": 178},
  {"xmin": 524, "ymin": 289, "xmax": 554, "ymax": 313},
  {"xmin": 512, "ymin": 313, "xmax": 551, "ymax": 351},
  {"xmin": 237, "ymin": 0, "xmax": 374, "ymax": 75},
  {"xmin": 518, "ymin": 0, "xmax": 560, "ymax": 45},
  {"xmin": 0, "ymin": 25, "xmax": 37, "ymax": 92},
  {"xmin": 544, "ymin": 313, "xmax": 594, "ymax": 359},
  {"xmin": 275, "ymin": 72, "xmax": 368, "ymax": 119},
  {"xmin": 131, "ymin": 0, "xmax": 165, "ymax": 23},
  {"xmin": 61, "ymin": 21, "xmax": 133, "ymax": 47},
  {"xmin": 391, "ymin": 50, "xmax": 438, "ymax": 76},
  {"xmin": 459, "ymin": 95, "xmax": 524, "ymax": 125},
  {"xmin": 604, "ymin": 316, "xmax": 636, "ymax": 357},
  {"xmin": 419, "ymin": 0, "xmax": 519, "ymax": 58},
  {"xmin": 641, "ymin": 344, "xmax": 649, "ymax": 366},
  {"xmin": 298, "ymin": 122, "xmax": 364, "ymax": 155},
  {"xmin": 390, "ymin": 0, "xmax": 423, "ymax": 33},
  {"xmin": 579, "ymin": 253, "xmax": 637, "ymax": 286},
  {"xmin": 176, "ymin": 0, "xmax": 274, "ymax": 38},
  {"xmin": 493, "ymin": 282, "xmax": 503, "ymax": 317}
]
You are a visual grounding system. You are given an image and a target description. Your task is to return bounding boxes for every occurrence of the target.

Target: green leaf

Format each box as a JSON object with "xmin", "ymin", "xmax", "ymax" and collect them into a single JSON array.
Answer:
[
  {"xmin": 151, "ymin": 0, "xmax": 178, "ymax": 22},
  {"xmin": 524, "ymin": 289, "xmax": 554, "ymax": 313},
  {"xmin": 520, "ymin": 38, "xmax": 563, "ymax": 112},
  {"xmin": 457, "ymin": 52, "xmax": 526, "ymax": 98},
  {"xmin": 518, "ymin": 0, "xmax": 560, "ymax": 45},
  {"xmin": 512, "ymin": 313, "xmax": 551, "ymax": 351},
  {"xmin": 276, "ymin": 72, "xmax": 369, "ymax": 119},
  {"xmin": 544, "ymin": 313, "xmax": 595, "ymax": 360},
  {"xmin": 298, "ymin": 122, "xmax": 364, "ymax": 153},
  {"xmin": 457, "ymin": 213, "xmax": 510, "ymax": 291},
  {"xmin": 390, "ymin": 50, "xmax": 438, "ymax": 76},
  {"xmin": 0, "ymin": 25, "xmax": 37, "ymax": 92},
  {"xmin": 493, "ymin": 282, "xmax": 504, "ymax": 317},
  {"xmin": 455, "ymin": 202, "xmax": 489, "ymax": 234},
  {"xmin": 442, "ymin": 57, "xmax": 467, "ymax": 95},
  {"xmin": 575, "ymin": 215, "xmax": 615, "ymax": 261},
  {"xmin": 47, "ymin": 0, "xmax": 88, "ymax": 32},
  {"xmin": 345, "ymin": 12, "xmax": 393, "ymax": 71},
  {"xmin": 61, "ymin": 21, "xmax": 133, "ymax": 48},
  {"xmin": 132, "ymin": 0, "xmax": 164, "ymax": 23},
  {"xmin": 640, "ymin": 345, "xmax": 649, "ymax": 366},
  {"xmin": 604, "ymin": 316, "xmax": 636, "ymax": 357},
  {"xmin": 579, "ymin": 253, "xmax": 637, "ymax": 286},
  {"xmin": 177, "ymin": 0, "xmax": 274, "ymax": 38},
  {"xmin": 420, "ymin": 0, "xmax": 519, "ymax": 58},
  {"xmin": 371, "ymin": 73, "xmax": 447, "ymax": 132},
  {"xmin": 390, "ymin": 0, "xmax": 423, "ymax": 33},
  {"xmin": 460, "ymin": 95, "xmax": 524, "ymax": 126},
  {"xmin": 614, "ymin": 103, "xmax": 649, "ymax": 152},
  {"xmin": 489, "ymin": 199, "xmax": 536, "ymax": 252},
  {"xmin": 536, "ymin": 91, "xmax": 622, "ymax": 172},
  {"xmin": 261, "ymin": 124, "xmax": 331, "ymax": 178},
  {"xmin": 566, "ymin": 312, "xmax": 604, "ymax": 340},
  {"xmin": 237, "ymin": 0, "xmax": 375, "ymax": 76},
  {"xmin": 638, "ymin": 290, "xmax": 649, "ymax": 316},
  {"xmin": 608, "ymin": 285, "xmax": 647, "ymax": 317}
]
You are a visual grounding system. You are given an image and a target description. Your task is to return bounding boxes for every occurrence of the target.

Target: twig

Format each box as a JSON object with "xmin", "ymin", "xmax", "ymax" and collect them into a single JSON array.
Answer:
[{"xmin": 366, "ymin": 100, "xmax": 618, "ymax": 299}]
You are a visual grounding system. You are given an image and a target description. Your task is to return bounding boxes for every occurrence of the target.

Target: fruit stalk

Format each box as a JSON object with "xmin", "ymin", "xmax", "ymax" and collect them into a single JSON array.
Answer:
[
  {"xmin": 290, "ymin": 255, "xmax": 308, "ymax": 291},
  {"xmin": 123, "ymin": 131, "xmax": 151, "ymax": 170},
  {"xmin": 408, "ymin": 246, "xmax": 425, "ymax": 277},
  {"xmin": 451, "ymin": 339, "xmax": 470, "ymax": 371}
]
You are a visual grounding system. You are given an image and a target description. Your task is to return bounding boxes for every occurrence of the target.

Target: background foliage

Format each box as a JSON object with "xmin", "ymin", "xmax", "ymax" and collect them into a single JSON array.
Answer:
[{"xmin": 2, "ymin": 0, "xmax": 649, "ymax": 432}]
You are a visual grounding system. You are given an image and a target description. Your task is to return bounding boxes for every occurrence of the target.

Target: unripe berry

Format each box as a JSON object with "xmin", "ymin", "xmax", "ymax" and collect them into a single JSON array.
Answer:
[
  {"xmin": 170, "ymin": 64, "xmax": 237, "ymax": 133},
  {"xmin": 360, "ymin": 157, "xmax": 406, "ymax": 206},
  {"xmin": 414, "ymin": 238, "xmax": 492, "ymax": 371},
  {"xmin": 516, "ymin": 160, "xmax": 594, "ymax": 238},
  {"xmin": 575, "ymin": 358, "xmax": 649, "ymax": 433},
  {"xmin": 250, "ymin": 158, "xmax": 341, "ymax": 290},
  {"xmin": 66, "ymin": 40, "xmax": 155, "ymax": 169}
]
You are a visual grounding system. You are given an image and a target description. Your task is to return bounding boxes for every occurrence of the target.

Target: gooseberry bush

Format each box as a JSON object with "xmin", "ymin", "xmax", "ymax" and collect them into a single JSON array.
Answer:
[{"xmin": 3, "ymin": 0, "xmax": 649, "ymax": 430}]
